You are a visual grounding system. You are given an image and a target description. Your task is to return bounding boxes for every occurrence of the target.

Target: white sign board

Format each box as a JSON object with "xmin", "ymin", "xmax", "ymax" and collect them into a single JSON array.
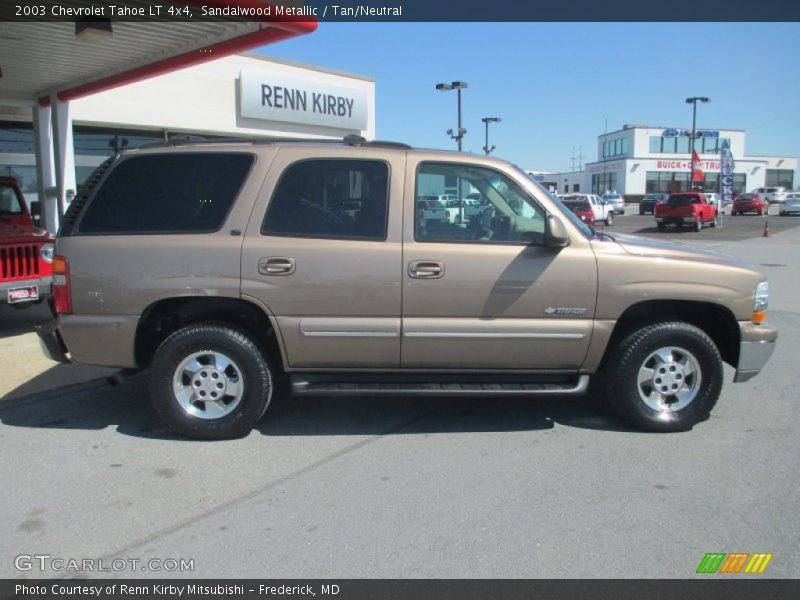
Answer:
[{"xmin": 239, "ymin": 69, "xmax": 368, "ymax": 131}]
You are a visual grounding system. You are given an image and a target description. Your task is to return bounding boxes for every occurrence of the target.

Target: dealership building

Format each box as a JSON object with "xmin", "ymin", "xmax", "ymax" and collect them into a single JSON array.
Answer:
[
  {"xmin": 536, "ymin": 124, "xmax": 797, "ymax": 197},
  {"xmin": 0, "ymin": 52, "xmax": 374, "ymax": 231}
]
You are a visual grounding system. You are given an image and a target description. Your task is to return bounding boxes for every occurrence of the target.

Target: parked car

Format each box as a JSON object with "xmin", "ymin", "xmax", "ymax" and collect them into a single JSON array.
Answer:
[
  {"xmin": 654, "ymin": 192, "xmax": 717, "ymax": 232},
  {"xmin": 561, "ymin": 193, "xmax": 614, "ymax": 225},
  {"xmin": 0, "ymin": 177, "xmax": 55, "ymax": 308},
  {"xmin": 561, "ymin": 197, "xmax": 596, "ymax": 227},
  {"xmin": 38, "ymin": 137, "xmax": 776, "ymax": 439},
  {"xmin": 778, "ymin": 192, "xmax": 800, "ymax": 216},
  {"xmin": 601, "ymin": 192, "xmax": 626, "ymax": 215},
  {"xmin": 416, "ymin": 197, "xmax": 449, "ymax": 224},
  {"xmin": 732, "ymin": 193, "xmax": 766, "ymax": 216},
  {"xmin": 639, "ymin": 193, "xmax": 669, "ymax": 215},
  {"xmin": 751, "ymin": 187, "xmax": 787, "ymax": 205}
]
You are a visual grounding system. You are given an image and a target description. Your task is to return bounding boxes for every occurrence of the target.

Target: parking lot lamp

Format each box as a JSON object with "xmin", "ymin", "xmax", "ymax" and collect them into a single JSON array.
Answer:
[
  {"xmin": 436, "ymin": 81, "xmax": 468, "ymax": 151},
  {"xmin": 482, "ymin": 117, "xmax": 501, "ymax": 155}
]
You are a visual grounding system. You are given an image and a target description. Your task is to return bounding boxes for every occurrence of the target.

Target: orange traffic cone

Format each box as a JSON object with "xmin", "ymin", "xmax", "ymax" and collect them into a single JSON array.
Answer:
[{"xmin": 763, "ymin": 220, "xmax": 771, "ymax": 237}]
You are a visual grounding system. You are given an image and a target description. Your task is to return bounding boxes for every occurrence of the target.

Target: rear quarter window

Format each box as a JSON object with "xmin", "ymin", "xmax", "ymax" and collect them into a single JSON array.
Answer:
[{"xmin": 77, "ymin": 153, "xmax": 254, "ymax": 234}]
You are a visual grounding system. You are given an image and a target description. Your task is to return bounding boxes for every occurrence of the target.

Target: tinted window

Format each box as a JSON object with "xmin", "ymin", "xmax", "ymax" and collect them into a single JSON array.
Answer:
[
  {"xmin": 564, "ymin": 200, "xmax": 590, "ymax": 211},
  {"xmin": 78, "ymin": 153, "xmax": 253, "ymax": 233},
  {"xmin": 0, "ymin": 184, "xmax": 23, "ymax": 214},
  {"xmin": 667, "ymin": 194, "xmax": 698, "ymax": 206},
  {"xmin": 262, "ymin": 159, "xmax": 389, "ymax": 241}
]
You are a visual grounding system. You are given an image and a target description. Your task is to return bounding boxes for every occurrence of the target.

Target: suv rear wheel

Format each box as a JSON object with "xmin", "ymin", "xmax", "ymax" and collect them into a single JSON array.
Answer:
[
  {"xmin": 603, "ymin": 322, "xmax": 722, "ymax": 432},
  {"xmin": 149, "ymin": 323, "xmax": 273, "ymax": 439},
  {"xmin": 605, "ymin": 212, "xmax": 614, "ymax": 226}
]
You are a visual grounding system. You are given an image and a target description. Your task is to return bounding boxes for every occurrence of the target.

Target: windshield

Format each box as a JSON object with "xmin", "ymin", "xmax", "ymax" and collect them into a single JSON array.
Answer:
[
  {"xmin": 0, "ymin": 184, "xmax": 24, "ymax": 215},
  {"xmin": 564, "ymin": 200, "xmax": 590, "ymax": 211}
]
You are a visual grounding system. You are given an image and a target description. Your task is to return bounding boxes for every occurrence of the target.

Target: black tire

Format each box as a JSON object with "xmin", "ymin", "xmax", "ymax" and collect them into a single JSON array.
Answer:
[
  {"xmin": 603, "ymin": 322, "xmax": 723, "ymax": 432},
  {"xmin": 694, "ymin": 220, "xmax": 702, "ymax": 232},
  {"xmin": 149, "ymin": 323, "xmax": 273, "ymax": 440},
  {"xmin": 605, "ymin": 212, "xmax": 614, "ymax": 226},
  {"xmin": 656, "ymin": 222, "xmax": 666, "ymax": 232}
]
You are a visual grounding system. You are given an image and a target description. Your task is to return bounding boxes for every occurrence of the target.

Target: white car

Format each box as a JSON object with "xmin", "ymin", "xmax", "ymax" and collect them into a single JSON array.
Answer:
[
  {"xmin": 779, "ymin": 192, "xmax": 800, "ymax": 216},
  {"xmin": 561, "ymin": 193, "xmax": 615, "ymax": 225},
  {"xmin": 601, "ymin": 192, "xmax": 626, "ymax": 215},
  {"xmin": 751, "ymin": 187, "xmax": 788, "ymax": 205}
]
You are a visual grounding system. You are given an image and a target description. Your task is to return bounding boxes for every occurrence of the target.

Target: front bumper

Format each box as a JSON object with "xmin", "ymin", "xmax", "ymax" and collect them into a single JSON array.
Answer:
[
  {"xmin": 734, "ymin": 321, "xmax": 777, "ymax": 383},
  {"xmin": 36, "ymin": 321, "xmax": 71, "ymax": 364},
  {"xmin": 0, "ymin": 278, "xmax": 52, "ymax": 304}
]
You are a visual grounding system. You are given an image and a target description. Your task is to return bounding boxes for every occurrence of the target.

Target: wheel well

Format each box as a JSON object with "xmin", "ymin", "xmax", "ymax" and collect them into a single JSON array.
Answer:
[
  {"xmin": 603, "ymin": 300, "xmax": 740, "ymax": 369},
  {"xmin": 135, "ymin": 297, "xmax": 284, "ymax": 371}
]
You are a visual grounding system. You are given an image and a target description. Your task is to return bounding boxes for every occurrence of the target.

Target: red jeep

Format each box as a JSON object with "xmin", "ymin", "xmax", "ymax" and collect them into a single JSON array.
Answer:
[{"xmin": 0, "ymin": 177, "xmax": 54, "ymax": 308}]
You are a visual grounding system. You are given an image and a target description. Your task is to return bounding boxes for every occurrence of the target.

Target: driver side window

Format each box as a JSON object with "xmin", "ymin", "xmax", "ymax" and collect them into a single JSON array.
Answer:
[{"xmin": 414, "ymin": 162, "xmax": 545, "ymax": 244}]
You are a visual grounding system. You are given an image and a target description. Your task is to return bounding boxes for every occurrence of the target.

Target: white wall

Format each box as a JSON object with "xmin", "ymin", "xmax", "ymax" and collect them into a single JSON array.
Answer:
[{"xmin": 71, "ymin": 54, "xmax": 376, "ymax": 139}]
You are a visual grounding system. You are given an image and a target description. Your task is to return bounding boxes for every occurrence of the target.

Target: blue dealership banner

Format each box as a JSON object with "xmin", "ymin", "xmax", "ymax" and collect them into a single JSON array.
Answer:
[{"xmin": 719, "ymin": 139, "xmax": 736, "ymax": 205}]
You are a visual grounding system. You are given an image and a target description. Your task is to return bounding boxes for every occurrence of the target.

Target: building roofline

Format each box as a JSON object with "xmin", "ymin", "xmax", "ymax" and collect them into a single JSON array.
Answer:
[
  {"xmin": 238, "ymin": 51, "xmax": 375, "ymax": 83},
  {"xmin": 600, "ymin": 125, "xmax": 746, "ymax": 136}
]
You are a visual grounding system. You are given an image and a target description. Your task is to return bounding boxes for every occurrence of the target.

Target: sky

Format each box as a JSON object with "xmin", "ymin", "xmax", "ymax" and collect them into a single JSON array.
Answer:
[{"xmin": 257, "ymin": 22, "xmax": 800, "ymax": 175}]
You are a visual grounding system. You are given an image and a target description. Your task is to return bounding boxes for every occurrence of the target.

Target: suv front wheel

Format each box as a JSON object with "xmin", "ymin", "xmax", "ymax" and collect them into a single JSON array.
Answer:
[
  {"xmin": 603, "ymin": 322, "xmax": 723, "ymax": 432},
  {"xmin": 149, "ymin": 323, "xmax": 273, "ymax": 439}
]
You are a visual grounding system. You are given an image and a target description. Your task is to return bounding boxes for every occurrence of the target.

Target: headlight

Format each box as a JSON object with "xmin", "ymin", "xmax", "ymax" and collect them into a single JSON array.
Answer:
[
  {"xmin": 40, "ymin": 243, "xmax": 55, "ymax": 264},
  {"xmin": 752, "ymin": 281, "xmax": 769, "ymax": 323}
]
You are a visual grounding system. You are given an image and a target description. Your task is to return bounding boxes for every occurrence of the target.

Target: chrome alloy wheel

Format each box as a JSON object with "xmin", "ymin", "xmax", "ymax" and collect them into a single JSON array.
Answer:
[
  {"xmin": 637, "ymin": 346, "xmax": 702, "ymax": 413},
  {"xmin": 173, "ymin": 351, "xmax": 244, "ymax": 419}
]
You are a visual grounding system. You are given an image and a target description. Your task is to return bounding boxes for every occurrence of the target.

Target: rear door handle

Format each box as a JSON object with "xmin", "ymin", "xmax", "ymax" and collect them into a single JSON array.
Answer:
[
  {"xmin": 408, "ymin": 260, "xmax": 444, "ymax": 279},
  {"xmin": 259, "ymin": 257, "xmax": 296, "ymax": 276}
]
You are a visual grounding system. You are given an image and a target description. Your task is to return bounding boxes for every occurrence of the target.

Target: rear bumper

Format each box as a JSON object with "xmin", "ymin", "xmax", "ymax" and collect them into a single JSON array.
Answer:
[
  {"xmin": 734, "ymin": 321, "xmax": 777, "ymax": 383},
  {"xmin": 36, "ymin": 321, "xmax": 71, "ymax": 364},
  {"xmin": 733, "ymin": 204, "xmax": 761, "ymax": 212},
  {"xmin": 655, "ymin": 216, "xmax": 697, "ymax": 224}
]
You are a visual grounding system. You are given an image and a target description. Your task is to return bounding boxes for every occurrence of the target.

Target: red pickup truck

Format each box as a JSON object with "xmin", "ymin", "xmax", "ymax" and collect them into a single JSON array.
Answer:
[
  {"xmin": 1, "ymin": 177, "xmax": 55, "ymax": 308},
  {"xmin": 654, "ymin": 192, "xmax": 717, "ymax": 232}
]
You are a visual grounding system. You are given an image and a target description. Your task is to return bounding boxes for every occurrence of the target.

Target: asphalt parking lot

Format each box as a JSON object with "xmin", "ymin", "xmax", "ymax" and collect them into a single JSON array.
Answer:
[{"xmin": 2, "ymin": 214, "xmax": 799, "ymax": 579}]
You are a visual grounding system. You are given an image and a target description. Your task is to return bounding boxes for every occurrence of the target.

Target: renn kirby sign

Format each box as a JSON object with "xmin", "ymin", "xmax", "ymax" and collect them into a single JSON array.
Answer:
[{"xmin": 239, "ymin": 69, "xmax": 368, "ymax": 131}]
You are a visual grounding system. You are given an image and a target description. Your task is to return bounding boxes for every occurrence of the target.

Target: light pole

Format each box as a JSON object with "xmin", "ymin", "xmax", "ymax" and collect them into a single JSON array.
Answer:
[
  {"xmin": 481, "ymin": 117, "xmax": 501, "ymax": 155},
  {"xmin": 436, "ymin": 81, "xmax": 468, "ymax": 151},
  {"xmin": 686, "ymin": 96, "xmax": 709, "ymax": 190}
]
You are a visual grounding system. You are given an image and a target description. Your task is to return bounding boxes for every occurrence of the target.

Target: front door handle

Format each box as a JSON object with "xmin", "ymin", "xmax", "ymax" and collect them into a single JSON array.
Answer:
[
  {"xmin": 408, "ymin": 260, "xmax": 445, "ymax": 279},
  {"xmin": 259, "ymin": 257, "xmax": 296, "ymax": 276}
]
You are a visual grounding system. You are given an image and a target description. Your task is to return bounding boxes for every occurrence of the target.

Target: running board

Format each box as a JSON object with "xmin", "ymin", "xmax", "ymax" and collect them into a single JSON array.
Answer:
[{"xmin": 291, "ymin": 375, "xmax": 590, "ymax": 396}]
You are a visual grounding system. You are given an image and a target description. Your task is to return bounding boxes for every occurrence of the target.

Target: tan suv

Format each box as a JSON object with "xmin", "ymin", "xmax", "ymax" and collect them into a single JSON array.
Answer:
[{"xmin": 38, "ymin": 137, "xmax": 777, "ymax": 439}]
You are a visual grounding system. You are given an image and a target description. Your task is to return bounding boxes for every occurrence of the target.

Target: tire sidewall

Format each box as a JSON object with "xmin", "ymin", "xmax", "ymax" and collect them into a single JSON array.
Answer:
[
  {"xmin": 607, "ymin": 323, "xmax": 723, "ymax": 432},
  {"xmin": 149, "ymin": 324, "xmax": 272, "ymax": 440}
]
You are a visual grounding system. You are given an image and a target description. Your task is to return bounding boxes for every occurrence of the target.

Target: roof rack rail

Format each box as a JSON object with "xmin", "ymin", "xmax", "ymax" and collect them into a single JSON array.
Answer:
[{"xmin": 139, "ymin": 135, "xmax": 412, "ymax": 150}]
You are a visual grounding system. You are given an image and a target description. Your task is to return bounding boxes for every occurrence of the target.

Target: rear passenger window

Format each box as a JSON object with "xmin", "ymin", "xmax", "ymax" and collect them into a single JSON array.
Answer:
[
  {"xmin": 261, "ymin": 159, "xmax": 389, "ymax": 241},
  {"xmin": 78, "ymin": 153, "xmax": 253, "ymax": 234}
]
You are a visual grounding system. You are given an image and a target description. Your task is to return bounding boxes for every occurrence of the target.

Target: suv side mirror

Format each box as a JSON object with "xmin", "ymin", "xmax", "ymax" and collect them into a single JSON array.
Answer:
[{"xmin": 545, "ymin": 214, "xmax": 570, "ymax": 248}]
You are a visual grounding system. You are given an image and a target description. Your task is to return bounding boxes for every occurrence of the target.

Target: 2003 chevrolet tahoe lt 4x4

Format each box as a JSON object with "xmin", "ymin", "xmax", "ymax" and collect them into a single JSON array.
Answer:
[{"xmin": 37, "ymin": 137, "xmax": 777, "ymax": 439}]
